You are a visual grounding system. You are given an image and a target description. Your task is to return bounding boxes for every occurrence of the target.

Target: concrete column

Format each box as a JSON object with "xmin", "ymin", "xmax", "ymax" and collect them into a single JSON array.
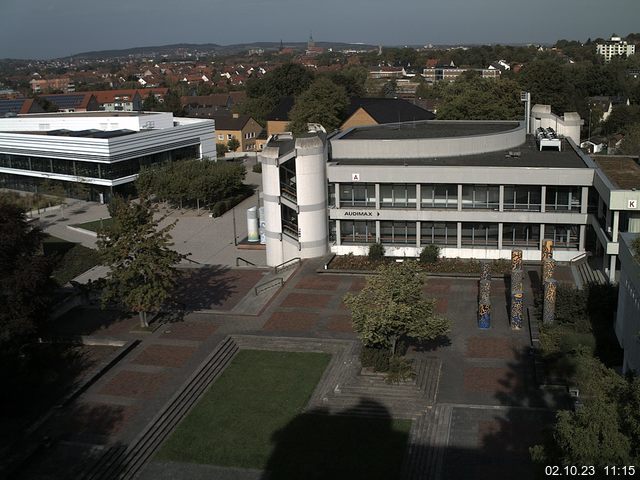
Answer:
[
  {"xmin": 499, "ymin": 185, "xmax": 504, "ymax": 212},
  {"xmin": 579, "ymin": 225, "xmax": 586, "ymax": 251},
  {"xmin": 597, "ymin": 196, "xmax": 603, "ymax": 219},
  {"xmin": 335, "ymin": 182, "xmax": 340, "ymax": 208},
  {"xmin": 609, "ymin": 255, "xmax": 617, "ymax": 283},
  {"xmin": 416, "ymin": 221, "xmax": 421, "ymax": 248},
  {"xmin": 335, "ymin": 219, "xmax": 341, "ymax": 246},
  {"xmin": 581, "ymin": 187, "xmax": 589, "ymax": 214},
  {"xmin": 498, "ymin": 223, "xmax": 503, "ymax": 250},
  {"xmin": 457, "ymin": 184, "xmax": 463, "ymax": 211},
  {"xmin": 612, "ymin": 210, "xmax": 620, "ymax": 242},
  {"xmin": 415, "ymin": 184, "xmax": 421, "ymax": 211},
  {"xmin": 539, "ymin": 224, "xmax": 545, "ymax": 251},
  {"xmin": 457, "ymin": 222, "xmax": 462, "ymax": 249},
  {"xmin": 540, "ymin": 186, "xmax": 546, "ymax": 213},
  {"xmin": 375, "ymin": 183, "xmax": 380, "ymax": 210},
  {"xmin": 376, "ymin": 220, "xmax": 380, "ymax": 242}
]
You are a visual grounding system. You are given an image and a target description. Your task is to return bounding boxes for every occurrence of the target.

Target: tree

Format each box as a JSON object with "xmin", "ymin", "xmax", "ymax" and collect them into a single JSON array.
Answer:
[
  {"xmin": 0, "ymin": 201, "xmax": 53, "ymax": 357},
  {"xmin": 343, "ymin": 262, "xmax": 450, "ymax": 354},
  {"xmin": 216, "ymin": 142, "xmax": 228, "ymax": 158},
  {"xmin": 288, "ymin": 78, "xmax": 348, "ymax": 133},
  {"xmin": 227, "ymin": 138, "xmax": 240, "ymax": 152},
  {"xmin": 97, "ymin": 197, "xmax": 187, "ymax": 327},
  {"xmin": 437, "ymin": 76, "xmax": 522, "ymax": 120},
  {"xmin": 245, "ymin": 63, "xmax": 315, "ymax": 100},
  {"xmin": 617, "ymin": 123, "xmax": 640, "ymax": 156}
]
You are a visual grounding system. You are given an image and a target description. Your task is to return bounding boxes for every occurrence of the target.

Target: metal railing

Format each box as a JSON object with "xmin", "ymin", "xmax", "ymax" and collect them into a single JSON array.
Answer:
[
  {"xmin": 569, "ymin": 252, "xmax": 589, "ymax": 265},
  {"xmin": 274, "ymin": 257, "xmax": 301, "ymax": 274},
  {"xmin": 236, "ymin": 257, "xmax": 257, "ymax": 267},
  {"xmin": 254, "ymin": 277, "xmax": 283, "ymax": 295}
]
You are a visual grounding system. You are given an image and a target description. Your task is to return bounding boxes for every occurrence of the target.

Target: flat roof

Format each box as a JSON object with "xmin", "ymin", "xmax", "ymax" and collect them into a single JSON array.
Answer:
[
  {"xmin": 594, "ymin": 156, "xmax": 640, "ymax": 190},
  {"xmin": 339, "ymin": 121, "xmax": 520, "ymax": 140},
  {"xmin": 9, "ymin": 129, "xmax": 137, "ymax": 139},
  {"xmin": 330, "ymin": 136, "xmax": 588, "ymax": 169},
  {"xmin": 17, "ymin": 111, "xmax": 156, "ymax": 118}
]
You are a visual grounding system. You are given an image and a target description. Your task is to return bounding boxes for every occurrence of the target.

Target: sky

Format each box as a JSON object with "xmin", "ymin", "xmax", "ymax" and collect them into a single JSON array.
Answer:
[{"xmin": 0, "ymin": 0, "xmax": 639, "ymax": 59}]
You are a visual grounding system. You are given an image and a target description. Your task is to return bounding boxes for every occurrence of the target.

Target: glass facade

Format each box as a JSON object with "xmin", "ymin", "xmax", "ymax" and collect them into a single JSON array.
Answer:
[
  {"xmin": 461, "ymin": 223, "xmax": 499, "ymax": 246},
  {"xmin": 380, "ymin": 221, "xmax": 416, "ymax": 244},
  {"xmin": 547, "ymin": 224, "xmax": 580, "ymax": 249},
  {"xmin": 502, "ymin": 223, "xmax": 540, "ymax": 247},
  {"xmin": 421, "ymin": 184, "xmax": 457, "ymax": 209},
  {"xmin": 420, "ymin": 222, "xmax": 457, "ymax": 245},
  {"xmin": 461, "ymin": 185, "xmax": 500, "ymax": 210},
  {"xmin": 503, "ymin": 186, "xmax": 542, "ymax": 211},
  {"xmin": 0, "ymin": 145, "xmax": 198, "ymax": 181},
  {"xmin": 546, "ymin": 186, "xmax": 582, "ymax": 212},
  {"xmin": 340, "ymin": 220, "xmax": 376, "ymax": 244},
  {"xmin": 380, "ymin": 184, "xmax": 416, "ymax": 208},
  {"xmin": 339, "ymin": 183, "xmax": 376, "ymax": 207}
]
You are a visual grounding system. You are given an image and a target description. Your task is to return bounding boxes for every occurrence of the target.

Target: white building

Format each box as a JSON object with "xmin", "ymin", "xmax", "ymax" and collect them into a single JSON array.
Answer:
[
  {"xmin": 596, "ymin": 36, "xmax": 636, "ymax": 63},
  {"xmin": 0, "ymin": 111, "xmax": 215, "ymax": 202}
]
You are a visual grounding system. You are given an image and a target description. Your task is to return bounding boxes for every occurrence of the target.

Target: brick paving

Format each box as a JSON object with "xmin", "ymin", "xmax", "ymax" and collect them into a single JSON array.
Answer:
[
  {"xmin": 326, "ymin": 314, "xmax": 354, "ymax": 333},
  {"xmin": 262, "ymin": 311, "xmax": 319, "ymax": 332},
  {"xmin": 463, "ymin": 367, "xmax": 514, "ymax": 393},
  {"xmin": 131, "ymin": 345, "xmax": 197, "ymax": 369},
  {"xmin": 466, "ymin": 337, "xmax": 518, "ymax": 360},
  {"xmin": 99, "ymin": 370, "xmax": 170, "ymax": 399},
  {"xmin": 160, "ymin": 321, "xmax": 219, "ymax": 341}
]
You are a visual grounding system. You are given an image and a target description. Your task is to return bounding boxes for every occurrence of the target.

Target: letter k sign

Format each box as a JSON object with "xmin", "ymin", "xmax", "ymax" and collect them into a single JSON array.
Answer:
[{"xmin": 629, "ymin": 199, "xmax": 638, "ymax": 209}]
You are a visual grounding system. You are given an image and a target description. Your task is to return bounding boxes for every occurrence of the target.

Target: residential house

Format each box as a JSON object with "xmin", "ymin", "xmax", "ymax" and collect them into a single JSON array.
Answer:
[
  {"xmin": 212, "ymin": 113, "xmax": 263, "ymax": 151},
  {"xmin": 0, "ymin": 98, "xmax": 45, "ymax": 116},
  {"xmin": 588, "ymin": 96, "xmax": 630, "ymax": 123},
  {"xmin": 340, "ymin": 98, "xmax": 435, "ymax": 130},
  {"xmin": 38, "ymin": 93, "xmax": 99, "ymax": 112},
  {"xmin": 30, "ymin": 77, "xmax": 75, "ymax": 94}
]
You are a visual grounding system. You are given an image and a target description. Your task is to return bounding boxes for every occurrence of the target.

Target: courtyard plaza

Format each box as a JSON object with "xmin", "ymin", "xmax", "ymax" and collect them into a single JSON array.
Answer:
[{"xmin": 10, "ymin": 251, "xmax": 571, "ymax": 479}]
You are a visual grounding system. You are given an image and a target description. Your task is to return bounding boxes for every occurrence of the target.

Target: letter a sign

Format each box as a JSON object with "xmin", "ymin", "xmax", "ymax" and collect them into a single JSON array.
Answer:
[{"xmin": 352, "ymin": 173, "xmax": 360, "ymax": 182}]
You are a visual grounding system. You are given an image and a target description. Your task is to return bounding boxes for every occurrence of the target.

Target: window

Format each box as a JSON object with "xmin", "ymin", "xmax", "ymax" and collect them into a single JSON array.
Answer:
[
  {"xmin": 380, "ymin": 221, "xmax": 416, "ymax": 244},
  {"xmin": 545, "ymin": 187, "xmax": 581, "ymax": 211},
  {"xmin": 547, "ymin": 224, "xmax": 579, "ymax": 249},
  {"xmin": 461, "ymin": 185, "xmax": 499, "ymax": 210},
  {"xmin": 218, "ymin": 134, "xmax": 224, "ymax": 140},
  {"xmin": 461, "ymin": 223, "xmax": 499, "ymax": 246},
  {"xmin": 340, "ymin": 220, "xmax": 376, "ymax": 244},
  {"xmin": 380, "ymin": 184, "xmax": 416, "ymax": 208},
  {"xmin": 502, "ymin": 223, "xmax": 540, "ymax": 247},
  {"xmin": 420, "ymin": 222, "xmax": 457, "ymax": 245},
  {"xmin": 227, "ymin": 134, "xmax": 233, "ymax": 140},
  {"xmin": 339, "ymin": 183, "xmax": 375, "ymax": 207},
  {"xmin": 421, "ymin": 184, "xmax": 457, "ymax": 209},
  {"xmin": 503, "ymin": 186, "xmax": 542, "ymax": 211}
]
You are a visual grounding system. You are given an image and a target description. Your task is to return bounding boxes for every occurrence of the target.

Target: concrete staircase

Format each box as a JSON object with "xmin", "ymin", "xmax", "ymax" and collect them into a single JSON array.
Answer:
[
  {"xmin": 401, "ymin": 404, "xmax": 453, "ymax": 480},
  {"xmin": 82, "ymin": 336, "xmax": 239, "ymax": 480},
  {"xmin": 571, "ymin": 256, "xmax": 608, "ymax": 289}
]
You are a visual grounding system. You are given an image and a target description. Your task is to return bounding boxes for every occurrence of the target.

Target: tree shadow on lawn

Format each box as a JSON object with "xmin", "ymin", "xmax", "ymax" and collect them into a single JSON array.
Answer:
[{"xmin": 264, "ymin": 399, "xmax": 409, "ymax": 480}]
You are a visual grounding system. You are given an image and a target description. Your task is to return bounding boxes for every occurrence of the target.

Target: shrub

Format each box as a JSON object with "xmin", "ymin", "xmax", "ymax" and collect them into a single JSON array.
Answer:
[
  {"xmin": 419, "ymin": 244, "xmax": 440, "ymax": 264},
  {"xmin": 252, "ymin": 162, "xmax": 262, "ymax": 173},
  {"xmin": 368, "ymin": 242, "xmax": 385, "ymax": 261},
  {"xmin": 385, "ymin": 356, "xmax": 416, "ymax": 384},
  {"xmin": 211, "ymin": 200, "xmax": 228, "ymax": 217},
  {"xmin": 360, "ymin": 346, "xmax": 391, "ymax": 372}
]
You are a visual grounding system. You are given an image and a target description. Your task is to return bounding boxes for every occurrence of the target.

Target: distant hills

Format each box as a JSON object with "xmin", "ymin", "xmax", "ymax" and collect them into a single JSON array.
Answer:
[{"xmin": 66, "ymin": 42, "xmax": 379, "ymax": 60}]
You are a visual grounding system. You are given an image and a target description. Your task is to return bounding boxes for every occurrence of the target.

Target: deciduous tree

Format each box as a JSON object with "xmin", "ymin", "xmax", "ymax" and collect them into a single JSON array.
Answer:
[
  {"xmin": 288, "ymin": 78, "xmax": 348, "ymax": 133},
  {"xmin": 343, "ymin": 261, "xmax": 450, "ymax": 354},
  {"xmin": 97, "ymin": 197, "xmax": 187, "ymax": 327}
]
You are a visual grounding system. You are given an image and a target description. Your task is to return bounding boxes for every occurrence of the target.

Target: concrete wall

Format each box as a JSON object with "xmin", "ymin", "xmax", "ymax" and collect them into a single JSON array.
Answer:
[
  {"xmin": 615, "ymin": 233, "xmax": 640, "ymax": 374},
  {"xmin": 331, "ymin": 122, "xmax": 525, "ymax": 159},
  {"xmin": 260, "ymin": 145, "xmax": 284, "ymax": 266},
  {"xmin": 530, "ymin": 105, "xmax": 582, "ymax": 145}
]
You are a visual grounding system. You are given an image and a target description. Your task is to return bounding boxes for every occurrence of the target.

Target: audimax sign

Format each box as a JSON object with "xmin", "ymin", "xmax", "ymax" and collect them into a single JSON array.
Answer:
[{"xmin": 343, "ymin": 211, "xmax": 381, "ymax": 217}]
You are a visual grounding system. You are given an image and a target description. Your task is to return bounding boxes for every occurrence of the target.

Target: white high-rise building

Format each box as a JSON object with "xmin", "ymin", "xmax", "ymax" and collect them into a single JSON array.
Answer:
[{"xmin": 596, "ymin": 36, "xmax": 636, "ymax": 63}]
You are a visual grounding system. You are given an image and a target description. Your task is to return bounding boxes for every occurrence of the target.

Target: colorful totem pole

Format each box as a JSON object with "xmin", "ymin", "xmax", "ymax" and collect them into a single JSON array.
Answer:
[
  {"xmin": 511, "ymin": 249, "xmax": 523, "ymax": 271},
  {"xmin": 541, "ymin": 239, "xmax": 553, "ymax": 261},
  {"xmin": 478, "ymin": 270, "xmax": 491, "ymax": 329},
  {"xmin": 510, "ymin": 258, "xmax": 524, "ymax": 329},
  {"xmin": 543, "ymin": 279, "xmax": 558, "ymax": 324},
  {"xmin": 542, "ymin": 258, "xmax": 556, "ymax": 284},
  {"xmin": 480, "ymin": 262, "xmax": 491, "ymax": 282}
]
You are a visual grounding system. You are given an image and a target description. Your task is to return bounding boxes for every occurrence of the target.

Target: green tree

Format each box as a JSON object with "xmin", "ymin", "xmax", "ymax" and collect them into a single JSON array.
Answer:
[
  {"xmin": 141, "ymin": 93, "xmax": 161, "ymax": 111},
  {"xmin": 0, "ymin": 201, "xmax": 53, "ymax": 357},
  {"xmin": 343, "ymin": 262, "xmax": 450, "ymax": 354},
  {"xmin": 617, "ymin": 123, "xmax": 640, "ymax": 156},
  {"xmin": 216, "ymin": 142, "xmax": 228, "ymax": 158},
  {"xmin": 437, "ymin": 76, "xmax": 522, "ymax": 120},
  {"xmin": 97, "ymin": 197, "xmax": 187, "ymax": 327},
  {"xmin": 227, "ymin": 138, "xmax": 240, "ymax": 152},
  {"xmin": 288, "ymin": 77, "xmax": 348, "ymax": 133},
  {"xmin": 519, "ymin": 59, "xmax": 573, "ymax": 112},
  {"xmin": 245, "ymin": 63, "xmax": 315, "ymax": 100}
]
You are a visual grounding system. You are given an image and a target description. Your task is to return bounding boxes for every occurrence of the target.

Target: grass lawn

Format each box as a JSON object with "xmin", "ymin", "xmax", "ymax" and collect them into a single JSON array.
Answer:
[
  {"xmin": 157, "ymin": 350, "xmax": 411, "ymax": 480},
  {"xmin": 73, "ymin": 217, "xmax": 114, "ymax": 232},
  {"xmin": 42, "ymin": 235, "xmax": 101, "ymax": 285}
]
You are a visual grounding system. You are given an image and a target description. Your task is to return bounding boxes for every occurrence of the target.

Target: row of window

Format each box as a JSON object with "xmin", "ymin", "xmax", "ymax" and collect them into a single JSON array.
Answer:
[
  {"xmin": 336, "ymin": 184, "xmax": 582, "ymax": 212},
  {"xmin": 335, "ymin": 220, "xmax": 579, "ymax": 249},
  {"xmin": 0, "ymin": 146, "xmax": 198, "ymax": 180}
]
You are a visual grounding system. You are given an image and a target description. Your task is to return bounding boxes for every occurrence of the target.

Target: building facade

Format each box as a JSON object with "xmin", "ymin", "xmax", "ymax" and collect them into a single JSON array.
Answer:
[
  {"xmin": 0, "ymin": 111, "xmax": 215, "ymax": 202},
  {"xmin": 615, "ymin": 233, "xmax": 640, "ymax": 374},
  {"xmin": 596, "ymin": 36, "xmax": 636, "ymax": 63}
]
